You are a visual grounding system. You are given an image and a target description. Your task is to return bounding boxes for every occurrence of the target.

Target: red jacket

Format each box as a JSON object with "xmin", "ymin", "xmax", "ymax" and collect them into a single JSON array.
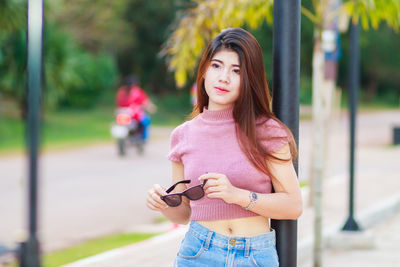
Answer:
[{"xmin": 116, "ymin": 85, "xmax": 149, "ymax": 120}]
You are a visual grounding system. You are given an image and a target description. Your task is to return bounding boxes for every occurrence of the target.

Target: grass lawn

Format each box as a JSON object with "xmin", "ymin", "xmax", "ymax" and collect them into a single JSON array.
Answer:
[
  {"xmin": 0, "ymin": 107, "xmax": 115, "ymax": 155},
  {"xmin": 8, "ymin": 232, "xmax": 157, "ymax": 267},
  {"xmin": 0, "ymin": 93, "xmax": 192, "ymax": 154},
  {"xmin": 0, "ymin": 117, "xmax": 25, "ymax": 152},
  {"xmin": 43, "ymin": 232, "xmax": 157, "ymax": 267}
]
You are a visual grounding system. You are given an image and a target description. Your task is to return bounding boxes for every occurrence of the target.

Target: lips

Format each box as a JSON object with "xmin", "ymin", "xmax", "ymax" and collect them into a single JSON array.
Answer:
[{"xmin": 215, "ymin": 87, "xmax": 229, "ymax": 93}]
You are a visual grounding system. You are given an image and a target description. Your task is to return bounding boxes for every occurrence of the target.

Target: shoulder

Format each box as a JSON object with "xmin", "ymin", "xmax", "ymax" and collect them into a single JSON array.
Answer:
[
  {"xmin": 170, "ymin": 121, "xmax": 187, "ymax": 138},
  {"xmin": 256, "ymin": 117, "xmax": 289, "ymax": 138},
  {"xmin": 170, "ymin": 119, "xmax": 194, "ymax": 142},
  {"xmin": 256, "ymin": 116, "xmax": 291, "ymax": 153},
  {"xmin": 168, "ymin": 120, "xmax": 193, "ymax": 162},
  {"xmin": 171, "ymin": 117, "xmax": 195, "ymax": 134}
]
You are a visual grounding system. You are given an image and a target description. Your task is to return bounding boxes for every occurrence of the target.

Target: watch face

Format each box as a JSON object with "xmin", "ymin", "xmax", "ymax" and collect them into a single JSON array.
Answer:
[{"xmin": 251, "ymin": 192, "xmax": 258, "ymax": 201}]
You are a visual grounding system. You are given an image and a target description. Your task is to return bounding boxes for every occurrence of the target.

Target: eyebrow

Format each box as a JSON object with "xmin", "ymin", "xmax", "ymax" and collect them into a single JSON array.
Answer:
[{"xmin": 211, "ymin": 58, "xmax": 240, "ymax": 68}]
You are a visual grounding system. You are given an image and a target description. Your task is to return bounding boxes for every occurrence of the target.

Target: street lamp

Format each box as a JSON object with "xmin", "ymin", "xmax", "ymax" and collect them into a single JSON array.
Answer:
[
  {"xmin": 19, "ymin": 0, "xmax": 44, "ymax": 266},
  {"xmin": 342, "ymin": 21, "xmax": 361, "ymax": 232}
]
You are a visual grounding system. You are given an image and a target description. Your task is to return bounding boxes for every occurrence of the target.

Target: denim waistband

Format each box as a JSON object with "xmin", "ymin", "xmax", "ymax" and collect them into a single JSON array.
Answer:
[{"xmin": 188, "ymin": 221, "xmax": 275, "ymax": 251}]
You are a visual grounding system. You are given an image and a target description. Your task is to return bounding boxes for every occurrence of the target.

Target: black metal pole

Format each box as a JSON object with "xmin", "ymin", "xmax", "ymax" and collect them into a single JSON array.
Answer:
[
  {"xmin": 342, "ymin": 22, "xmax": 361, "ymax": 231},
  {"xmin": 20, "ymin": 0, "xmax": 43, "ymax": 266},
  {"xmin": 271, "ymin": 0, "xmax": 301, "ymax": 266}
]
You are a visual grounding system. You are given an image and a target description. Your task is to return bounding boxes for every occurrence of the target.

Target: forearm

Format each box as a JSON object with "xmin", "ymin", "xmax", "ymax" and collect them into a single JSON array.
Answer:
[
  {"xmin": 234, "ymin": 188, "xmax": 302, "ymax": 220},
  {"xmin": 161, "ymin": 204, "xmax": 192, "ymax": 225}
]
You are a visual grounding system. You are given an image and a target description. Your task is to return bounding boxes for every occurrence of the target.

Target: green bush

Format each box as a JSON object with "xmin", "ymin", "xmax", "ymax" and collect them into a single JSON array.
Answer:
[
  {"xmin": 58, "ymin": 53, "xmax": 117, "ymax": 108},
  {"xmin": 151, "ymin": 90, "xmax": 193, "ymax": 125},
  {"xmin": 299, "ymin": 76, "xmax": 313, "ymax": 105}
]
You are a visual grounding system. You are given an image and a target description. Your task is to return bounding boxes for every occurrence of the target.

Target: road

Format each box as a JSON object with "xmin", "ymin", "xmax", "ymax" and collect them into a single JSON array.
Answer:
[
  {"xmin": 0, "ymin": 110, "xmax": 399, "ymax": 253},
  {"xmin": 0, "ymin": 127, "xmax": 174, "ymax": 252}
]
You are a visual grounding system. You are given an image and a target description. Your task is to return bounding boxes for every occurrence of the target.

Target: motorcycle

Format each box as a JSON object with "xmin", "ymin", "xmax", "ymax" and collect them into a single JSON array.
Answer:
[{"xmin": 110, "ymin": 107, "xmax": 145, "ymax": 156}]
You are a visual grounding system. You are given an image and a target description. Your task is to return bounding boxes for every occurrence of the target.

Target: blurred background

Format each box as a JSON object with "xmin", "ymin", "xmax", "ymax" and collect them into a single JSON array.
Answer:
[{"xmin": 0, "ymin": 0, "xmax": 399, "ymax": 267}]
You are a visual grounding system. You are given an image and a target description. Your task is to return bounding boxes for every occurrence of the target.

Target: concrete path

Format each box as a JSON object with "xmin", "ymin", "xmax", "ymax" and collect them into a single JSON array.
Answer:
[{"xmin": 300, "ymin": 211, "xmax": 400, "ymax": 267}]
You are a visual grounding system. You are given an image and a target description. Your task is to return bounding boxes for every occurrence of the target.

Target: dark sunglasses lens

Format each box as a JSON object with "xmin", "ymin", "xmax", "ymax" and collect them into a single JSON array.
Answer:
[
  {"xmin": 185, "ymin": 186, "xmax": 204, "ymax": 200},
  {"xmin": 163, "ymin": 195, "xmax": 182, "ymax": 207}
]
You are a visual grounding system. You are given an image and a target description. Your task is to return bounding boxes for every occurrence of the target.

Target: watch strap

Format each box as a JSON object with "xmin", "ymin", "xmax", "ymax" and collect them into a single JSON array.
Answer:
[{"xmin": 244, "ymin": 191, "xmax": 257, "ymax": 210}]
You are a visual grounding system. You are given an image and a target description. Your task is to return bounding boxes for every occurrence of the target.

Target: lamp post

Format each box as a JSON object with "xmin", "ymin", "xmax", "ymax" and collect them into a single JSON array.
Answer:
[
  {"xmin": 342, "ymin": 21, "xmax": 361, "ymax": 232},
  {"xmin": 271, "ymin": 0, "xmax": 301, "ymax": 266},
  {"xmin": 19, "ymin": 0, "xmax": 44, "ymax": 266}
]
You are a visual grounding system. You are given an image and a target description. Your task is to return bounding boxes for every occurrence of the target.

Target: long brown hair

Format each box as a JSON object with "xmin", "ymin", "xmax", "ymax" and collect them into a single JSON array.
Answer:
[{"xmin": 191, "ymin": 28, "xmax": 297, "ymax": 177}]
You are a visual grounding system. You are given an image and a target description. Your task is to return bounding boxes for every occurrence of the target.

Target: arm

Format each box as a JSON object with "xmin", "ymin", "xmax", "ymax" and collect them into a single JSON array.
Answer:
[
  {"xmin": 144, "ymin": 100, "xmax": 157, "ymax": 113},
  {"xmin": 199, "ymin": 144, "xmax": 302, "ymax": 220},
  {"xmin": 146, "ymin": 161, "xmax": 191, "ymax": 224},
  {"xmin": 138, "ymin": 88, "xmax": 157, "ymax": 113},
  {"xmin": 237, "ymin": 144, "xmax": 302, "ymax": 219}
]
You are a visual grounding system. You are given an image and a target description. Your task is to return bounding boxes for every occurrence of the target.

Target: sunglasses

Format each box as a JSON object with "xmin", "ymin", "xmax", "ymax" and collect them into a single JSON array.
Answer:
[{"xmin": 160, "ymin": 179, "xmax": 207, "ymax": 207}]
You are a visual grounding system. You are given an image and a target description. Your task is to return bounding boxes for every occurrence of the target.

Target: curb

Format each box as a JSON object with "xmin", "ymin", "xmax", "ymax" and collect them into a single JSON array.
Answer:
[
  {"xmin": 62, "ymin": 225, "xmax": 188, "ymax": 267},
  {"xmin": 297, "ymin": 194, "xmax": 400, "ymax": 264}
]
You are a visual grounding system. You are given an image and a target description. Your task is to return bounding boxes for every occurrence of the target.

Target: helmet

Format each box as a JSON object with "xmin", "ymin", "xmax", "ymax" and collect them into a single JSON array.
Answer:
[{"xmin": 125, "ymin": 75, "xmax": 138, "ymax": 86}]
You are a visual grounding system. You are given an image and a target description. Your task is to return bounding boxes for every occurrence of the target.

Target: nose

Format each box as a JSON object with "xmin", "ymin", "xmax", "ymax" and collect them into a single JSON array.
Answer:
[{"xmin": 218, "ymin": 69, "xmax": 230, "ymax": 84}]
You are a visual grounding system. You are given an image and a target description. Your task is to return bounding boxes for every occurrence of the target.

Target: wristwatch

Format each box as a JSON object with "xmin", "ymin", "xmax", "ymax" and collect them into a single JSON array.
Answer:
[{"xmin": 244, "ymin": 191, "xmax": 258, "ymax": 210}]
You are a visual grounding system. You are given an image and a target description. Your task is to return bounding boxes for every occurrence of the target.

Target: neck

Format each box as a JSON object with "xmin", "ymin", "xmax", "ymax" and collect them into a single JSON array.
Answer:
[
  {"xmin": 207, "ymin": 103, "xmax": 233, "ymax": 111},
  {"xmin": 200, "ymin": 106, "xmax": 234, "ymax": 122}
]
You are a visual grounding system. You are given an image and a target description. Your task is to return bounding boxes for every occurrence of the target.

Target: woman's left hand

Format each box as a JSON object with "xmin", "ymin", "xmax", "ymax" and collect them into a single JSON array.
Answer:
[{"xmin": 198, "ymin": 173, "xmax": 241, "ymax": 204}]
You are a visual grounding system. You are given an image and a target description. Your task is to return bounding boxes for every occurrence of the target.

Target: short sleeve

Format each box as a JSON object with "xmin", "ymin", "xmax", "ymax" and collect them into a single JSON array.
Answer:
[
  {"xmin": 167, "ymin": 124, "xmax": 186, "ymax": 162},
  {"xmin": 257, "ymin": 118, "xmax": 290, "ymax": 153}
]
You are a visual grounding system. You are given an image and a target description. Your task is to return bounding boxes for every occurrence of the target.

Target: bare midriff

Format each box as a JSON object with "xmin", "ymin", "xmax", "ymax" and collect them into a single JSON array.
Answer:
[{"xmin": 197, "ymin": 216, "xmax": 270, "ymax": 237}]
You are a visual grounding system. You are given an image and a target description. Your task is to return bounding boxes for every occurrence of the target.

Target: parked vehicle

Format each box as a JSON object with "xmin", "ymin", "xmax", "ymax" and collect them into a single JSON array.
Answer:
[{"xmin": 110, "ymin": 108, "xmax": 144, "ymax": 156}]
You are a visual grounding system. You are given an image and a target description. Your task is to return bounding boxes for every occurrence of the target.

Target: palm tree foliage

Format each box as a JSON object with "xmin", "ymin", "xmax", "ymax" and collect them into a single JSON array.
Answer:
[{"xmin": 163, "ymin": 0, "xmax": 400, "ymax": 87}]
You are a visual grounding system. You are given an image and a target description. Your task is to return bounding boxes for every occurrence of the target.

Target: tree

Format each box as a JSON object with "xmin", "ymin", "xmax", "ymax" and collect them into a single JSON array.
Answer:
[
  {"xmin": 49, "ymin": 0, "xmax": 191, "ymax": 95},
  {"xmin": 119, "ymin": 0, "xmax": 187, "ymax": 94},
  {"xmin": 0, "ymin": 0, "xmax": 27, "ymax": 116},
  {"xmin": 161, "ymin": 0, "xmax": 274, "ymax": 88},
  {"xmin": 48, "ymin": 0, "xmax": 133, "ymax": 53},
  {"xmin": 43, "ymin": 24, "xmax": 117, "ymax": 109},
  {"xmin": 344, "ymin": 26, "xmax": 400, "ymax": 104},
  {"xmin": 0, "ymin": 1, "xmax": 119, "ymax": 115},
  {"xmin": 0, "ymin": 0, "xmax": 25, "ymax": 32},
  {"xmin": 163, "ymin": 0, "xmax": 399, "ymax": 86}
]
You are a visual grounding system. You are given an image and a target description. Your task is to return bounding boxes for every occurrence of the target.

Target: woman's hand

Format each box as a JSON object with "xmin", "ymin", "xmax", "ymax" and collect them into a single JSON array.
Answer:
[
  {"xmin": 198, "ymin": 173, "xmax": 243, "ymax": 204},
  {"xmin": 146, "ymin": 184, "xmax": 169, "ymax": 211}
]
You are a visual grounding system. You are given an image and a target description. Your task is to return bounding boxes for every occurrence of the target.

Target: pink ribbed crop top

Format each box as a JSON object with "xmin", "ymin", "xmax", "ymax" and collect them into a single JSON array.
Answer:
[{"xmin": 167, "ymin": 107, "xmax": 289, "ymax": 221}]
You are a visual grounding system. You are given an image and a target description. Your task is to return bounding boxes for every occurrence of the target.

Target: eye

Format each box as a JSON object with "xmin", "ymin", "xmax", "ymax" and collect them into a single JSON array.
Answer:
[
  {"xmin": 211, "ymin": 63, "xmax": 220, "ymax": 69},
  {"xmin": 233, "ymin": 69, "xmax": 240, "ymax": 74}
]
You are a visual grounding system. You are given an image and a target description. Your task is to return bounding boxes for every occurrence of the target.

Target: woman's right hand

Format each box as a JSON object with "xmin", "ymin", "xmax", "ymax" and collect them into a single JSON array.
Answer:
[{"xmin": 146, "ymin": 184, "xmax": 169, "ymax": 211}]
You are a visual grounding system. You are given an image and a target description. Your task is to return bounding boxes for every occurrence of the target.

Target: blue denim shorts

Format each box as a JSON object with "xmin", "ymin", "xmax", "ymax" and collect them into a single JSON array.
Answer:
[{"xmin": 174, "ymin": 221, "xmax": 279, "ymax": 267}]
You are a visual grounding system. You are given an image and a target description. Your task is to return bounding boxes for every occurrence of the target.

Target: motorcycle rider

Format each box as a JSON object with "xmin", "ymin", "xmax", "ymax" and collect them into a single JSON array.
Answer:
[{"xmin": 116, "ymin": 75, "xmax": 156, "ymax": 143}]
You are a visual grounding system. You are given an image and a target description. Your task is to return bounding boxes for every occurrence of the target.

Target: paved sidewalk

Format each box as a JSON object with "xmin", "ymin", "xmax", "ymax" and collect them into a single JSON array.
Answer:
[{"xmin": 299, "ymin": 211, "xmax": 400, "ymax": 267}]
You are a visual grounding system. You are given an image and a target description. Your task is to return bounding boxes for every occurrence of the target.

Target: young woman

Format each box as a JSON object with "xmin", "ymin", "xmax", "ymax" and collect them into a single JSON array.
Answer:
[{"xmin": 146, "ymin": 28, "xmax": 302, "ymax": 267}]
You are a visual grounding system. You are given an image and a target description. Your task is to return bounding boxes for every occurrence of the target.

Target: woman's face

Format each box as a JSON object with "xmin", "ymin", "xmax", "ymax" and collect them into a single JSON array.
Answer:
[{"xmin": 204, "ymin": 49, "xmax": 241, "ymax": 111}]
